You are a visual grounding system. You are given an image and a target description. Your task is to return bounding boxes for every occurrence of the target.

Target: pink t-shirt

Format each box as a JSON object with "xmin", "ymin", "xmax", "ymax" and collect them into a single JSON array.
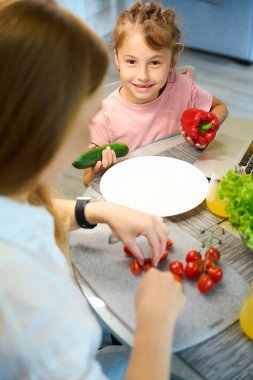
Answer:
[{"xmin": 90, "ymin": 71, "xmax": 213, "ymax": 152}]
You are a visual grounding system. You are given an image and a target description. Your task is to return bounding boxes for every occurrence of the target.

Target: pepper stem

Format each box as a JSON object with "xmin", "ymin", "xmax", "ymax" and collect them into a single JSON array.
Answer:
[{"xmin": 199, "ymin": 120, "xmax": 214, "ymax": 133}]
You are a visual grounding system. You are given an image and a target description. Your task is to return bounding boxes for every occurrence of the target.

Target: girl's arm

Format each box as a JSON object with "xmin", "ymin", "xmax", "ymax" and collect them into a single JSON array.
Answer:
[
  {"xmin": 52, "ymin": 199, "xmax": 168, "ymax": 266},
  {"xmin": 210, "ymin": 96, "xmax": 229, "ymax": 125}
]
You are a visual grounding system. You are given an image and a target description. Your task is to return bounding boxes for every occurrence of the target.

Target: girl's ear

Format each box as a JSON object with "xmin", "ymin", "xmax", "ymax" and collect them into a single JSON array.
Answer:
[
  {"xmin": 171, "ymin": 52, "xmax": 180, "ymax": 68},
  {"xmin": 171, "ymin": 44, "xmax": 184, "ymax": 68},
  {"xmin": 114, "ymin": 49, "xmax": 119, "ymax": 70}
]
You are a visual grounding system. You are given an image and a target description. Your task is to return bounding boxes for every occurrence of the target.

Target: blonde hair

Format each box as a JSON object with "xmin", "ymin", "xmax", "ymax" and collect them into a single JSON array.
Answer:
[
  {"xmin": 111, "ymin": 1, "xmax": 183, "ymax": 59},
  {"xmin": 0, "ymin": 0, "xmax": 108, "ymax": 249}
]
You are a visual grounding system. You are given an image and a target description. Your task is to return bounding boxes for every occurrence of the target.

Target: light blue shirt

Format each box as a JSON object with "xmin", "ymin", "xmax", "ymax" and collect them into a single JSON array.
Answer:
[{"xmin": 0, "ymin": 196, "xmax": 107, "ymax": 379}]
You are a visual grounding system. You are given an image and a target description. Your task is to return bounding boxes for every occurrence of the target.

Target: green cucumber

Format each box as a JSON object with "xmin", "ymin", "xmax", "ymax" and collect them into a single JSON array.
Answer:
[{"xmin": 72, "ymin": 142, "xmax": 129, "ymax": 169}]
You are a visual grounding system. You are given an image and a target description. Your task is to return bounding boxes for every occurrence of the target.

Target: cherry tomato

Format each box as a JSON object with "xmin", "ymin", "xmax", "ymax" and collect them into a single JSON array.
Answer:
[
  {"xmin": 124, "ymin": 246, "xmax": 133, "ymax": 257},
  {"xmin": 184, "ymin": 262, "xmax": 200, "ymax": 279},
  {"xmin": 166, "ymin": 239, "xmax": 173, "ymax": 248},
  {"xmin": 197, "ymin": 274, "xmax": 214, "ymax": 293},
  {"xmin": 130, "ymin": 259, "xmax": 142, "ymax": 275},
  {"xmin": 197, "ymin": 258, "xmax": 215, "ymax": 273},
  {"xmin": 173, "ymin": 274, "xmax": 183, "ymax": 285},
  {"xmin": 185, "ymin": 250, "xmax": 202, "ymax": 262},
  {"xmin": 205, "ymin": 247, "xmax": 221, "ymax": 263},
  {"xmin": 207, "ymin": 266, "xmax": 223, "ymax": 283},
  {"xmin": 169, "ymin": 261, "xmax": 184, "ymax": 276},
  {"xmin": 197, "ymin": 259, "xmax": 206, "ymax": 273},
  {"xmin": 205, "ymin": 258, "xmax": 216, "ymax": 268},
  {"xmin": 142, "ymin": 259, "xmax": 153, "ymax": 271},
  {"xmin": 159, "ymin": 252, "xmax": 169, "ymax": 262}
]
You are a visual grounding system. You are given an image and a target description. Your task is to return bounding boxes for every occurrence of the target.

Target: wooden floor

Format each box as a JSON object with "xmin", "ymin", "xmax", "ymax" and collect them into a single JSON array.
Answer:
[{"xmin": 56, "ymin": 3, "xmax": 253, "ymax": 200}]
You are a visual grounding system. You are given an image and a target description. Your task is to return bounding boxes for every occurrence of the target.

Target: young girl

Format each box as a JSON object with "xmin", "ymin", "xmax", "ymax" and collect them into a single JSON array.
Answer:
[
  {"xmin": 84, "ymin": 1, "xmax": 228, "ymax": 186},
  {"xmin": 0, "ymin": 1, "xmax": 185, "ymax": 379}
]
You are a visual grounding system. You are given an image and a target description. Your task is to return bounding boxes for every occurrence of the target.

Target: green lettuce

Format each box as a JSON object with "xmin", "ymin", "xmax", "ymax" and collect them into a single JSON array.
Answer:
[{"xmin": 217, "ymin": 170, "xmax": 253, "ymax": 250}]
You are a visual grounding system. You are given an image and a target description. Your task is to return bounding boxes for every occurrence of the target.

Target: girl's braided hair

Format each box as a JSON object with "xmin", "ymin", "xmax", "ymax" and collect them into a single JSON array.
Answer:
[{"xmin": 111, "ymin": 2, "xmax": 183, "ymax": 54}]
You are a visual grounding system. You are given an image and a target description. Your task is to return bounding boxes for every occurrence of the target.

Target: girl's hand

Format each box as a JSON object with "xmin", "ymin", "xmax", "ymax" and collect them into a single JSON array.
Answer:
[
  {"xmin": 91, "ymin": 144, "xmax": 117, "ymax": 173},
  {"xmin": 83, "ymin": 144, "xmax": 117, "ymax": 186},
  {"xmin": 180, "ymin": 128, "xmax": 207, "ymax": 150},
  {"xmin": 136, "ymin": 268, "xmax": 185, "ymax": 330},
  {"xmin": 86, "ymin": 202, "xmax": 168, "ymax": 267}
]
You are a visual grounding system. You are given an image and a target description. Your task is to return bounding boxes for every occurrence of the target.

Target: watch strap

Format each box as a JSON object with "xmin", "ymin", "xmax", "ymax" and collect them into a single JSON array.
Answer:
[{"xmin": 75, "ymin": 197, "xmax": 97, "ymax": 229}]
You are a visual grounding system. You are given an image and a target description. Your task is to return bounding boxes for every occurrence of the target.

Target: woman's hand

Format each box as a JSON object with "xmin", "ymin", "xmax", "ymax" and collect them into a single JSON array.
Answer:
[
  {"xmin": 85, "ymin": 202, "xmax": 168, "ymax": 267},
  {"xmin": 125, "ymin": 269, "xmax": 185, "ymax": 380},
  {"xmin": 136, "ymin": 268, "xmax": 185, "ymax": 328}
]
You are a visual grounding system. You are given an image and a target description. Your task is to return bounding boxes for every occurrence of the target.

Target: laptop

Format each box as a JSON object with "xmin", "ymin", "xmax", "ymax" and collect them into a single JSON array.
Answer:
[{"xmin": 193, "ymin": 120, "xmax": 253, "ymax": 178}]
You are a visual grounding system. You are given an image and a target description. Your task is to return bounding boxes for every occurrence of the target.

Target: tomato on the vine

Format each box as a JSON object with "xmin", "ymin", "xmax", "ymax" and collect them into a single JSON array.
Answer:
[
  {"xmin": 185, "ymin": 250, "xmax": 201, "ymax": 262},
  {"xmin": 197, "ymin": 274, "xmax": 214, "ymax": 293},
  {"xmin": 205, "ymin": 258, "xmax": 216, "ymax": 268},
  {"xmin": 169, "ymin": 261, "xmax": 184, "ymax": 276},
  {"xmin": 198, "ymin": 258, "xmax": 215, "ymax": 273},
  {"xmin": 130, "ymin": 259, "xmax": 142, "ymax": 275},
  {"xmin": 205, "ymin": 247, "xmax": 220, "ymax": 263},
  {"xmin": 207, "ymin": 266, "xmax": 223, "ymax": 283},
  {"xmin": 184, "ymin": 262, "xmax": 200, "ymax": 279}
]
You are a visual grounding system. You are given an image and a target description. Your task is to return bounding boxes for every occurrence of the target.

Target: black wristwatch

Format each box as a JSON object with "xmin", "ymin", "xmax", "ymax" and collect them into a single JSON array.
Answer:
[{"xmin": 75, "ymin": 197, "xmax": 97, "ymax": 229}]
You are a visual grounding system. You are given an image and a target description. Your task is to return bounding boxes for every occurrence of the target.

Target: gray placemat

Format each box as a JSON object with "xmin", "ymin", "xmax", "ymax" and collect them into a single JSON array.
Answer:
[{"xmin": 70, "ymin": 221, "xmax": 249, "ymax": 353}]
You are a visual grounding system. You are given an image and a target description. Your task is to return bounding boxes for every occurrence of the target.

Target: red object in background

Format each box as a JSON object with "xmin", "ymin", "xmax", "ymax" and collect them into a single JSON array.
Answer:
[
  {"xmin": 181, "ymin": 108, "xmax": 219, "ymax": 145},
  {"xmin": 169, "ymin": 261, "xmax": 184, "ymax": 276},
  {"xmin": 160, "ymin": 252, "xmax": 169, "ymax": 262},
  {"xmin": 142, "ymin": 259, "xmax": 153, "ymax": 271},
  {"xmin": 124, "ymin": 246, "xmax": 133, "ymax": 257},
  {"xmin": 184, "ymin": 262, "xmax": 200, "ymax": 279},
  {"xmin": 173, "ymin": 274, "xmax": 183, "ymax": 285},
  {"xmin": 205, "ymin": 247, "xmax": 221, "ymax": 263},
  {"xmin": 130, "ymin": 259, "xmax": 142, "ymax": 275},
  {"xmin": 166, "ymin": 239, "xmax": 173, "ymax": 248},
  {"xmin": 207, "ymin": 266, "xmax": 223, "ymax": 283},
  {"xmin": 185, "ymin": 250, "xmax": 201, "ymax": 262},
  {"xmin": 197, "ymin": 274, "xmax": 214, "ymax": 293}
]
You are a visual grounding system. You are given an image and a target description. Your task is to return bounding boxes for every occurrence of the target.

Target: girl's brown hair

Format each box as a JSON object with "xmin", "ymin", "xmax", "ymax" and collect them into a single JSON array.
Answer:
[
  {"xmin": 0, "ymin": 0, "xmax": 108, "ymax": 250},
  {"xmin": 111, "ymin": 2, "xmax": 183, "ymax": 57}
]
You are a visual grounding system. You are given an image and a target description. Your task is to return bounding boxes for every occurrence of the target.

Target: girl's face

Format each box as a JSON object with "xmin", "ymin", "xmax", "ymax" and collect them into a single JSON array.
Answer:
[
  {"xmin": 38, "ymin": 82, "xmax": 104, "ymax": 186},
  {"xmin": 115, "ymin": 28, "xmax": 173, "ymax": 104}
]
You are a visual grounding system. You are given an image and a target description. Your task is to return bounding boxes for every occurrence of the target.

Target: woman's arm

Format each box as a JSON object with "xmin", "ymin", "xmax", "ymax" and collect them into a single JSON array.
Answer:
[
  {"xmin": 52, "ymin": 199, "xmax": 168, "ymax": 267},
  {"xmin": 125, "ymin": 269, "xmax": 185, "ymax": 380}
]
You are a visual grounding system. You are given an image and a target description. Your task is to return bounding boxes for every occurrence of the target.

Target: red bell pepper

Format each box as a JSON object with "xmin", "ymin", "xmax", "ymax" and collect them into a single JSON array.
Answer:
[{"xmin": 181, "ymin": 108, "xmax": 219, "ymax": 145}]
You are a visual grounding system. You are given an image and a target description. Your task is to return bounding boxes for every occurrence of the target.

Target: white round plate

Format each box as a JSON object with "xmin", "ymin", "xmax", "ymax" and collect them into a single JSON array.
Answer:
[{"xmin": 100, "ymin": 156, "xmax": 209, "ymax": 217}]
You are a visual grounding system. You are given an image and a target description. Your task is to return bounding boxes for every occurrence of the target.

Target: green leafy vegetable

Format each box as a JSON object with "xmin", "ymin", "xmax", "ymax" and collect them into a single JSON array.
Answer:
[{"xmin": 218, "ymin": 170, "xmax": 253, "ymax": 250}]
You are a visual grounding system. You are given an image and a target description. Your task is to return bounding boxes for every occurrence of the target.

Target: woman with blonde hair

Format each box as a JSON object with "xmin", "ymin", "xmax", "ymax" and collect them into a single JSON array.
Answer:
[{"xmin": 0, "ymin": 1, "xmax": 185, "ymax": 379}]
